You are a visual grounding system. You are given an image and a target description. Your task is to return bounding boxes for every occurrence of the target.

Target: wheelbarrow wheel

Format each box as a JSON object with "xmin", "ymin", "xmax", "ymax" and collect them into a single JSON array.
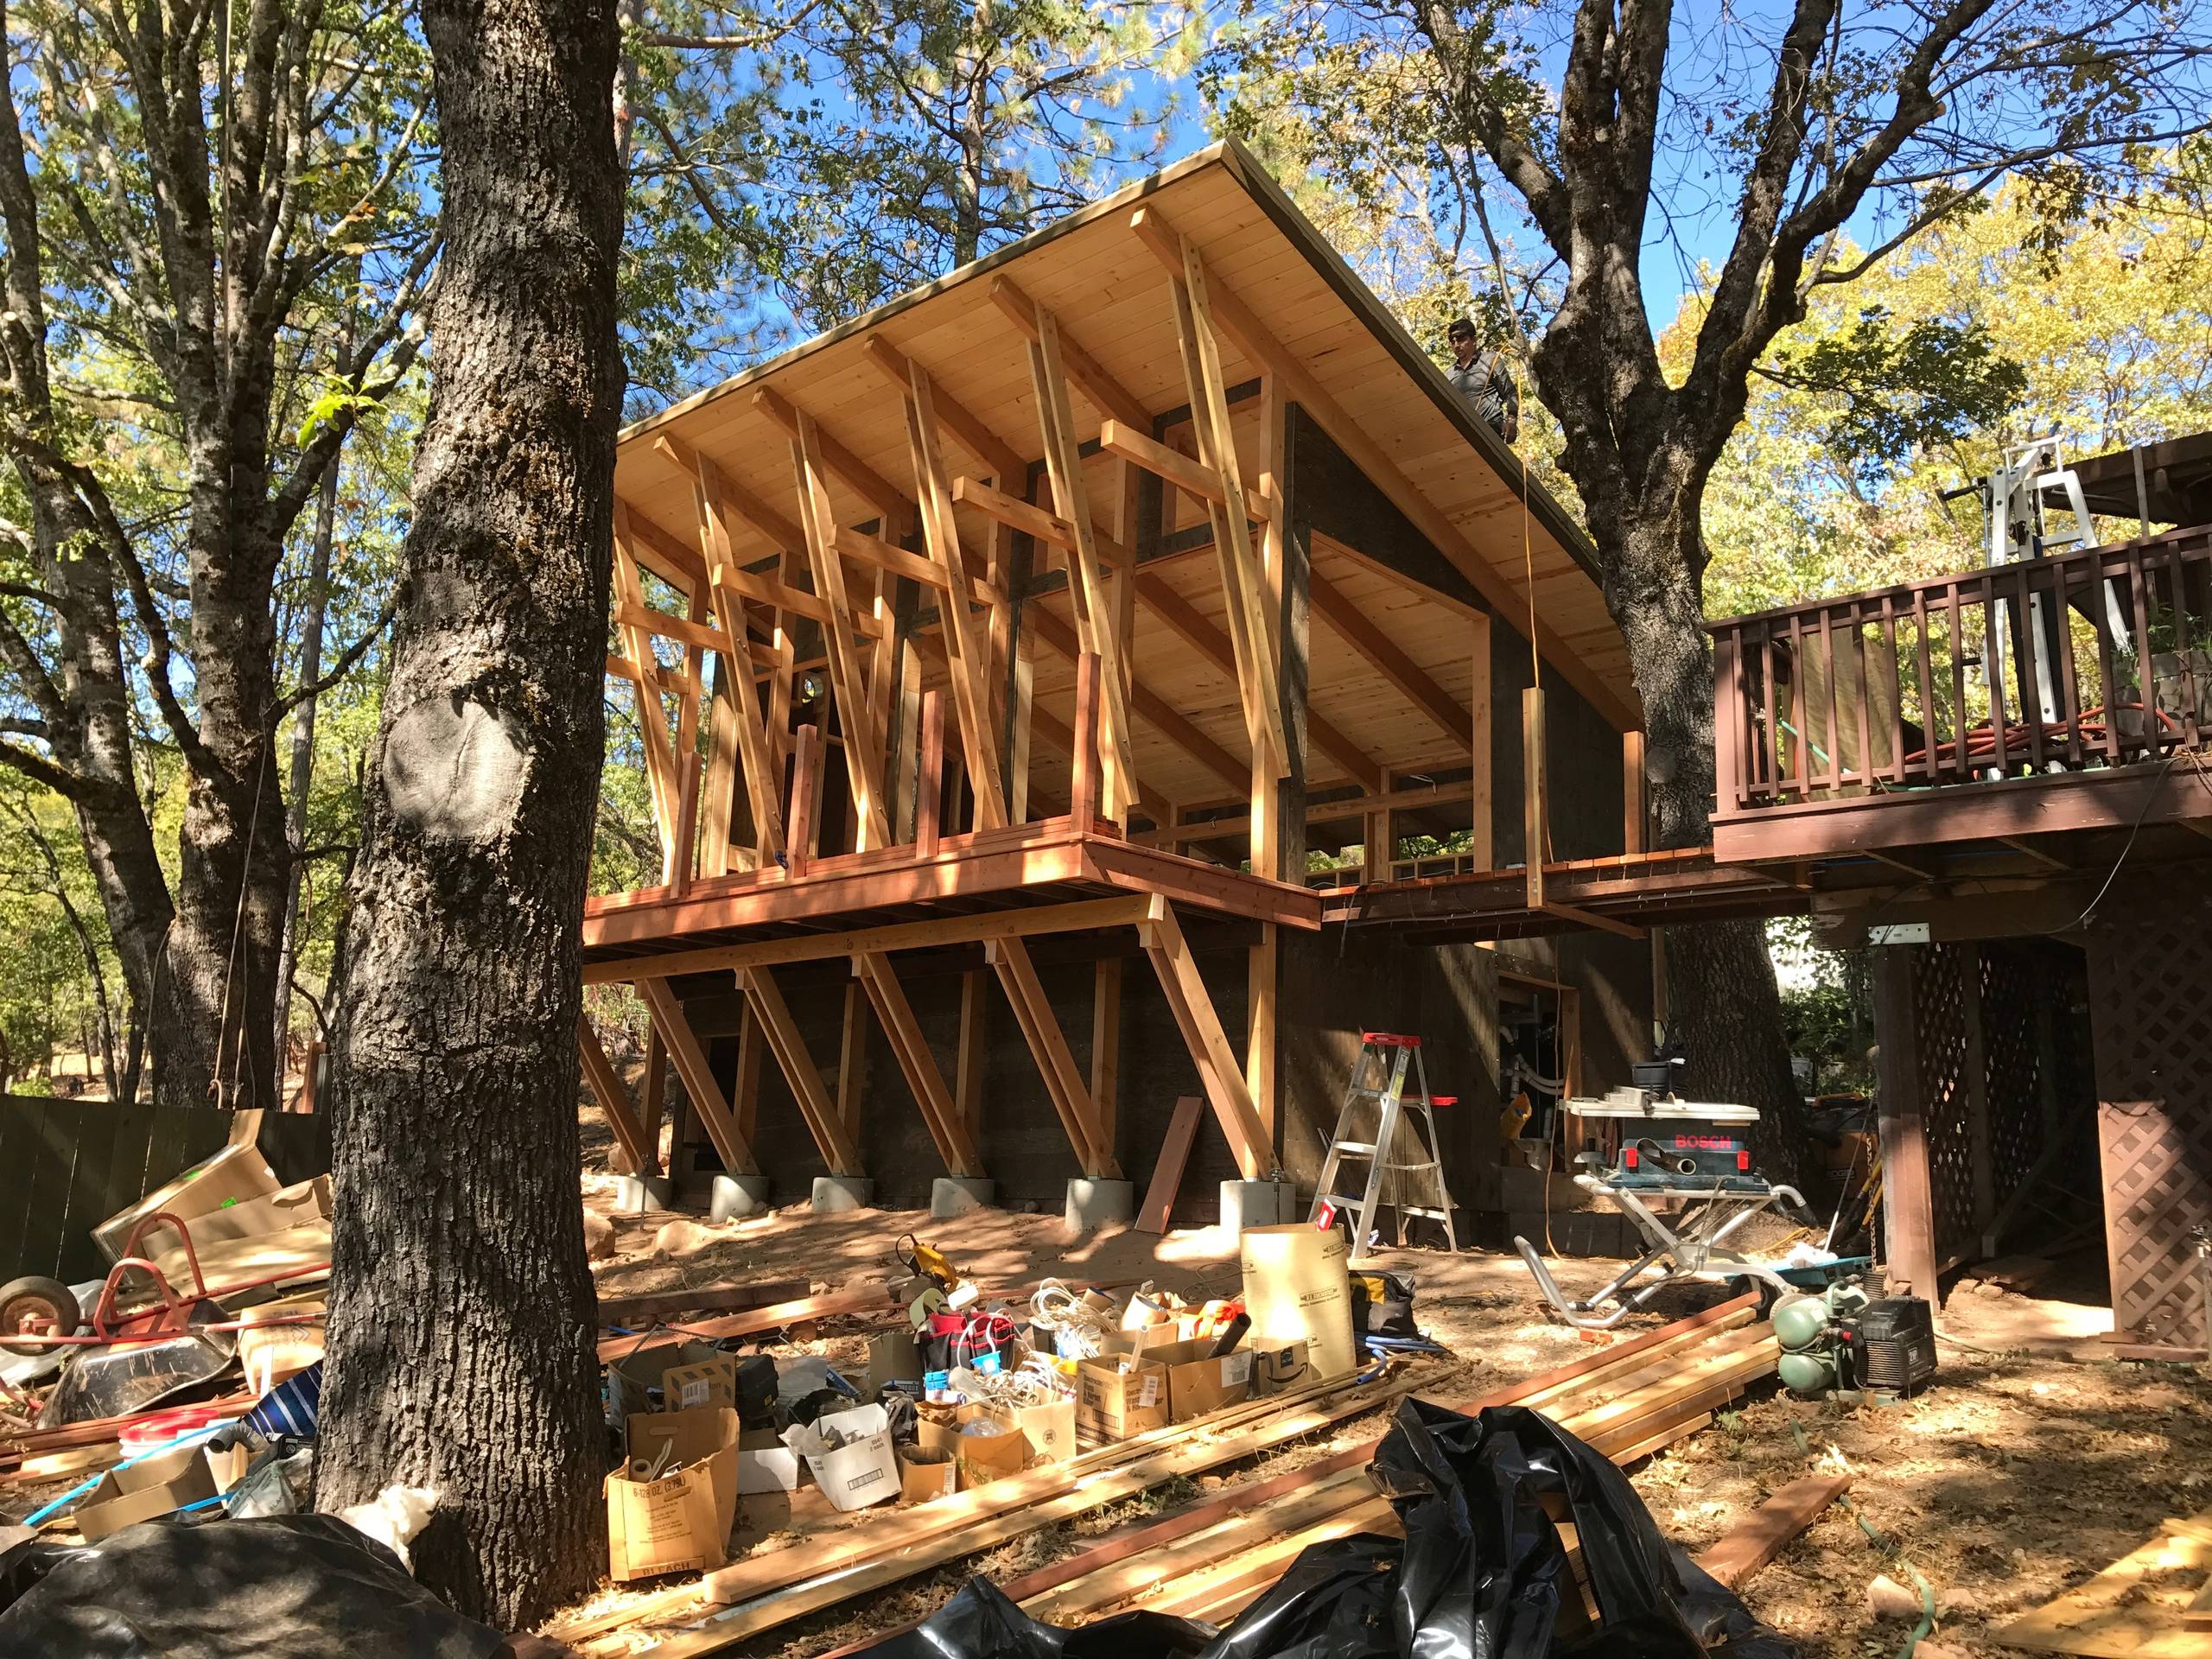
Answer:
[{"xmin": 0, "ymin": 1274, "xmax": 81, "ymax": 1356}]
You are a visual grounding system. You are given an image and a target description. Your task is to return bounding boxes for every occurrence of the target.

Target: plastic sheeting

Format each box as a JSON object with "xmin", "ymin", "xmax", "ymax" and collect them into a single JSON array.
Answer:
[
  {"xmin": 870, "ymin": 1399, "xmax": 1797, "ymax": 1659},
  {"xmin": 0, "ymin": 1514, "xmax": 508, "ymax": 1658}
]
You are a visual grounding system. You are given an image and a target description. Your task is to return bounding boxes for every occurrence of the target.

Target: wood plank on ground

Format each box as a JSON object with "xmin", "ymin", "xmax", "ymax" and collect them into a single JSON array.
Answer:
[
  {"xmin": 1693, "ymin": 1475, "xmax": 1853, "ymax": 1590},
  {"xmin": 596, "ymin": 1281, "xmax": 811, "ymax": 1328},
  {"xmin": 594, "ymin": 1286, "xmax": 892, "ymax": 1364},
  {"xmin": 1996, "ymin": 1525, "xmax": 2212, "ymax": 1659}
]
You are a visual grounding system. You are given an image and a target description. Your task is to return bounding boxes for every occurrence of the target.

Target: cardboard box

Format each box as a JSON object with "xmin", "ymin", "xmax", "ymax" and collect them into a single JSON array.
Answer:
[
  {"xmin": 1239, "ymin": 1224, "xmax": 1357, "ymax": 1379},
  {"xmin": 781, "ymin": 1403, "xmax": 899, "ymax": 1512},
  {"xmin": 1009, "ymin": 1393, "xmax": 1077, "ymax": 1465},
  {"xmin": 627, "ymin": 1402, "xmax": 741, "ymax": 1471},
  {"xmin": 735, "ymin": 1426, "xmax": 800, "ymax": 1496},
  {"xmin": 173, "ymin": 1175, "xmax": 331, "ymax": 1250},
  {"xmin": 899, "ymin": 1446, "xmax": 958, "ymax": 1503},
  {"xmin": 1247, "ymin": 1338, "xmax": 1312, "ymax": 1396},
  {"xmin": 608, "ymin": 1339, "xmax": 728, "ymax": 1425},
  {"xmin": 947, "ymin": 1407, "xmax": 1026, "ymax": 1489},
  {"xmin": 605, "ymin": 1408, "xmax": 742, "ymax": 1582},
  {"xmin": 865, "ymin": 1330, "xmax": 923, "ymax": 1397},
  {"xmin": 1141, "ymin": 1338, "xmax": 1253, "ymax": 1422},
  {"xmin": 663, "ymin": 1354, "xmax": 738, "ymax": 1412},
  {"xmin": 94, "ymin": 1130, "xmax": 282, "ymax": 1264},
  {"xmin": 1075, "ymin": 1354, "xmax": 1169, "ymax": 1442},
  {"xmin": 75, "ymin": 1440, "xmax": 227, "ymax": 1542}
]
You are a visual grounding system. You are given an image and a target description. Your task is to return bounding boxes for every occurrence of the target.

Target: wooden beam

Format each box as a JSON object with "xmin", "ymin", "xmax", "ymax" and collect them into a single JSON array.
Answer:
[
  {"xmin": 787, "ymin": 721, "xmax": 822, "ymax": 874},
  {"xmin": 1872, "ymin": 947, "xmax": 1940, "ymax": 1305},
  {"xmin": 653, "ymin": 432, "xmax": 805, "ymax": 556},
  {"xmin": 855, "ymin": 950, "xmax": 985, "ymax": 1178},
  {"xmin": 836, "ymin": 978, "xmax": 869, "ymax": 1149},
  {"xmin": 741, "ymin": 965, "xmax": 866, "ymax": 1175},
  {"xmin": 754, "ymin": 385, "xmax": 908, "ymax": 525},
  {"xmin": 1624, "ymin": 729, "xmax": 1647, "ymax": 855},
  {"xmin": 1136, "ymin": 574, "xmax": 1383, "ymax": 792},
  {"xmin": 584, "ymin": 893, "xmax": 1154, "ymax": 983},
  {"xmin": 612, "ymin": 496, "xmax": 706, "ymax": 593},
  {"xmin": 1247, "ymin": 924, "xmax": 1276, "ymax": 1141},
  {"xmin": 1136, "ymin": 896, "xmax": 1277, "ymax": 1182},
  {"xmin": 1024, "ymin": 602, "xmax": 1242, "ymax": 794},
  {"xmin": 1027, "ymin": 307, "xmax": 1141, "ymax": 819},
  {"xmin": 861, "ymin": 335, "xmax": 1026, "ymax": 486},
  {"xmin": 988, "ymin": 274, "xmax": 1152, "ymax": 434},
  {"xmin": 1136, "ymin": 1096, "xmax": 1203, "ymax": 1233},
  {"xmin": 1090, "ymin": 957, "xmax": 1122, "ymax": 1152},
  {"xmin": 609, "ymin": 518, "xmax": 682, "ymax": 867},
  {"xmin": 636, "ymin": 979, "xmax": 762, "ymax": 1176},
  {"xmin": 1307, "ymin": 568, "xmax": 1468, "ymax": 745},
  {"xmin": 639, "ymin": 1027, "xmax": 667, "ymax": 1174},
  {"xmin": 1128, "ymin": 201, "xmax": 1640, "ymax": 734},
  {"xmin": 915, "ymin": 689, "xmax": 944, "ymax": 857},
  {"xmin": 951, "ymin": 474, "xmax": 1079, "ymax": 554},
  {"xmin": 577, "ymin": 1015, "xmax": 655, "ymax": 1175},
  {"xmin": 902, "ymin": 362, "xmax": 1008, "ymax": 829},
  {"xmin": 789, "ymin": 415, "xmax": 892, "ymax": 850},
  {"xmin": 606, "ymin": 651, "xmax": 703, "ymax": 703},
  {"xmin": 987, "ymin": 935, "xmax": 1118, "ymax": 1176},
  {"xmin": 956, "ymin": 969, "xmax": 987, "ymax": 1145},
  {"xmin": 1134, "ymin": 779, "xmax": 1478, "ymax": 847},
  {"xmin": 1694, "ymin": 1477, "xmax": 1853, "ymax": 1590},
  {"xmin": 1469, "ymin": 611, "xmax": 1493, "ymax": 869},
  {"xmin": 1097, "ymin": 421, "xmax": 1272, "ymax": 521}
]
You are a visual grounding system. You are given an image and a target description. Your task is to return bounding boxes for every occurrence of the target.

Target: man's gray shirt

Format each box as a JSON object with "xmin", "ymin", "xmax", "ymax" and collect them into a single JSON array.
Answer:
[{"xmin": 1446, "ymin": 352, "xmax": 1518, "ymax": 433}]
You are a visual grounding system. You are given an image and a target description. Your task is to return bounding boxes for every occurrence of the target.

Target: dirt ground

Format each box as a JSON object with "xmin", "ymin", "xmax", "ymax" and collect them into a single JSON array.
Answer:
[{"xmin": 579, "ymin": 1110, "xmax": 2212, "ymax": 1659}]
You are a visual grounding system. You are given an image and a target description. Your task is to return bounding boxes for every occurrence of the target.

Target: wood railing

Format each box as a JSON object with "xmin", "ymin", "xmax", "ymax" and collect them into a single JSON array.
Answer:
[{"xmin": 1709, "ymin": 526, "xmax": 2212, "ymax": 817}]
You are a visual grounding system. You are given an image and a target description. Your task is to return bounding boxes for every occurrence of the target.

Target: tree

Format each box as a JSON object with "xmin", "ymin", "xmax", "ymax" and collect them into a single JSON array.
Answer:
[
  {"xmin": 1215, "ymin": 0, "xmax": 2211, "ymax": 1134},
  {"xmin": 317, "ymin": 0, "xmax": 625, "ymax": 1626},
  {"xmin": 0, "ymin": 0, "xmax": 434, "ymax": 1107}
]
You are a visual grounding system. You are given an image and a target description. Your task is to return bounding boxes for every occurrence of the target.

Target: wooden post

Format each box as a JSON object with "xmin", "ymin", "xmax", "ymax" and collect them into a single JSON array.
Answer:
[
  {"xmin": 916, "ymin": 689, "xmax": 944, "ymax": 859},
  {"xmin": 1107, "ymin": 457, "xmax": 1143, "ymax": 827},
  {"xmin": 1623, "ymin": 729, "xmax": 1647, "ymax": 855},
  {"xmin": 734, "ymin": 1003, "xmax": 763, "ymax": 1149},
  {"xmin": 635, "ymin": 982, "xmax": 762, "ymax": 1177},
  {"xmin": 700, "ymin": 658, "xmax": 740, "ymax": 879},
  {"xmin": 639, "ymin": 1027, "xmax": 667, "ymax": 1176},
  {"xmin": 1070, "ymin": 651, "xmax": 1102, "ymax": 830},
  {"xmin": 1009, "ymin": 637, "xmax": 1034, "ymax": 823},
  {"xmin": 956, "ymin": 969, "xmax": 988, "ymax": 1144},
  {"xmin": 1137, "ymin": 897, "xmax": 1277, "ymax": 1183},
  {"xmin": 1523, "ymin": 686, "xmax": 1547, "ymax": 908},
  {"xmin": 1246, "ymin": 925, "xmax": 1277, "ymax": 1144},
  {"xmin": 788, "ymin": 722, "xmax": 821, "ymax": 876},
  {"xmin": 837, "ymin": 979, "xmax": 870, "ymax": 1149},
  {"xmin": 1090, "ymin": 957, "xmax": 1122, "ymax": 1152},
  {"xmin": 1469, "ymin": 612, "xmax": 1493, "ymax": 870},
  {"xmin": 1872, "ymin": 946, "xmax": 1940, "ymax": 1307}
]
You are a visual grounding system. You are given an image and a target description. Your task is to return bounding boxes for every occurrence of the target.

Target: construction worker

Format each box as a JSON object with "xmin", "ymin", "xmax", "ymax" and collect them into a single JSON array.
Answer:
[{"xmin": 1445, "ymin": 316, "xmax": 1520, "ymax": 442}]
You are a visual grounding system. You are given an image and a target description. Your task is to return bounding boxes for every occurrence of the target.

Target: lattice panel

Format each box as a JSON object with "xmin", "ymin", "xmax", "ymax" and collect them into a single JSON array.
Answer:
[
  {"xmin": 1980, "ymin": 942, "xmax": 2050, "ymax": 1196},
  {"xmin": 1911, "ymin": 943, "xmax": 1980, "ymax": 1255},
  {"xmin": 2087, "ymin": 886, "xmax": 2212, "ymax": 1353}
]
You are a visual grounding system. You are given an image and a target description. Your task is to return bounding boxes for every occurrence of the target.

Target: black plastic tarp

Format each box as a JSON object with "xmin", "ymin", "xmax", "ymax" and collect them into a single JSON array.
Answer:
[
  {"xmin": 0, "ymin": 1514, "xmax": 509, "ymax": 1658},
  {"xmin": 868, "ymin": 1399, "xmax": 1797, "ymax": 1659}
]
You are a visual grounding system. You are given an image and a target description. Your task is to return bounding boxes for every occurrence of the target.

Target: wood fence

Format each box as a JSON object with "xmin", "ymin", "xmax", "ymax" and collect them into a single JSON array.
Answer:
[{"xmin": 0, "ymin": 1098, "xmax": 329, "ymax": 1287}]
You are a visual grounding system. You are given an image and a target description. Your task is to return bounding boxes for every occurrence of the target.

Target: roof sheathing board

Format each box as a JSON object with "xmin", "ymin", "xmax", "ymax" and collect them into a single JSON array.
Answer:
[{"xmin": 612, "ymin": 141, "xmax": 1637, "ymax": 724}]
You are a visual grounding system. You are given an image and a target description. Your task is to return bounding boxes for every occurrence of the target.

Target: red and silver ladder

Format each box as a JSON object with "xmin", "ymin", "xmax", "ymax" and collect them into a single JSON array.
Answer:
[{"xmin": 1309, "ymin": 1032, "xmax": 1460, "ymax": 1256}]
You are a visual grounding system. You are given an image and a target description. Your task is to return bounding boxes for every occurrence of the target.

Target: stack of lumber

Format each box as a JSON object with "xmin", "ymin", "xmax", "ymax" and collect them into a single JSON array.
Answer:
[
  {"xmin": 556, "ymin": 1292, "xmax": 1777, "ymax": 1656},
  {"xmin": 1998, "ymin": 1510, "xmax": 2212, "ymax": 1659}
]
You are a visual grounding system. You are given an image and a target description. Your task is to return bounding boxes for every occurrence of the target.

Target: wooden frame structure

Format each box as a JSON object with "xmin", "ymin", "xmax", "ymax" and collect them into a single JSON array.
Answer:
[{"xmin": 582, "ymin": 142, "xmax": 1658, "ymax": 1210}]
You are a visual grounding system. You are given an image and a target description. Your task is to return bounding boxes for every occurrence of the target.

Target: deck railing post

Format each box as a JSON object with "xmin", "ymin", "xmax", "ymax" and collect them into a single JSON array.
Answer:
[{"xmin": 1070, "ymin": 650, "xmax": 1102, "ymax": 831}]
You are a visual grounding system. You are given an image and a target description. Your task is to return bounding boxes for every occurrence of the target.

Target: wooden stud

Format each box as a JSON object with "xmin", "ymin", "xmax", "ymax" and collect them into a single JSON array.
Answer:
[
  {"xmin": 636, "ymin": 980, "xmax": 763, "ymax": 1176},
  {"xmin": 1469, "ymin": 611, "xmax": 1493, "ymax": 870},
  {"xmin": 1624, "ymin": 729, "xmax": 1647, "ymax": 855},
  {"xmin": 639, "ymin": 1027, "xmax": 667, "ymax": 1175},
  {"xmin": 902, "ymin": 361, "xmax": 1008, "ymax": 828},
  {"xmin": 1523, "ymin": 686, "xmax": 1547, "ymax": 909},
  {"xmin": 956, "ymin": 969, "xmax": 988, "ymax": 1143},
  {"xmin": 915, "ymin": 689, "xmax": 944, "ymax": 858},
  {"xmin": 788, "ymin": 722, "xmax": 822, "ymax": 875},
  {"xmin": 1136, "ymin": 896, "xmax": 1277, "ymax": 1182},
  {"xmin": 753, "ymin": 385, "xmax": 908, "ymax": 525},
  {"xmin": 988, "ymin": 274, "xmax": 1153, "ymax": 433},
  {"xmin": 1096, "ymin": 421, "xmax": 1263, "ymax": 520},
  {"xmin": 699, "ymin": 657, "xmax": 740, "ymax": 878},
  {"xmin": 1069, "ymin": 650, "xmax": 1103, "ymax": 830},
  {"xmin": 1108, "ymin": 455, "xmax": 1144, "ymax": 827},
  {"xmin": 855, "ymin": 951, "xmax": 985, "ymax": 1178},
  {"xmin": 733, "ymin": 1003, "xmax": 763, "ymax": 1147},
  {"xmin": 788, "ymin": 417, "xmax": 891, "ymax": 850},
  {"xmin": 1136, "ymin": 1096, "xmax": 1204, "ymax": 1233},
  {"xmin": 741, "ymin": 965, "xmax": 865, "ymax": 1175},
  {"xmin": 836, "ymin": 978, "xmax": 870, "ymax": 1148},
  {"xmin": 610, "ymin": 512, "xmax": 682, "ymax": 866},
  {"xmin": 1247, "ymin": 924, "xmax": 1277, "ymax": 1141},
  {"xmin": 1009, "ymin": 632, "xmax": 1035, "ymax": 823},
  {"xmin": 861, "ymin": 334, "xmax": 1025, "ymax": 486},
  {"xmin": 1027, "ymin": 310, "xmax": 1141, "ymax": 817},
  {"xmin": 1024, "ymin": 602, "xmax": 1237, "ymax": 795},
  {"xmin": 987, "ymin": 935, "xmax": 1117, "ymax": 1177},
  {"xmin": 1090, "ymin": 957, "xmax": 1122, "ymax": 1152},
  {"xmin": 576, "ymin": 1014, "xmax": 654, "ymax": 1174}
]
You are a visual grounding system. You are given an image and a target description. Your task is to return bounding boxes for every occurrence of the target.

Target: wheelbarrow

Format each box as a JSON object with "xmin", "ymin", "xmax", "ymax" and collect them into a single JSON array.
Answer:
[{"xmin": 0, "ymin": 1211, "xmax": 327, "ymax": 1428}]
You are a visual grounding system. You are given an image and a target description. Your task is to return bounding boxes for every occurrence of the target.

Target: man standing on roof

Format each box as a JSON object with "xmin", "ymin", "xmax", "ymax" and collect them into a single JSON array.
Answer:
[{"xmin": 1446, "ymin": 317, "xmax": 1519, "ymax": 443}]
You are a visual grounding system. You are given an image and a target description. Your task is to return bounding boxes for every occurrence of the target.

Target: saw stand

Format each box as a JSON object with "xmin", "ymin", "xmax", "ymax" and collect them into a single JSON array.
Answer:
[{"xmin": 1516, "ymin": 1178, "xmax": 1809, "ymax": 1330}]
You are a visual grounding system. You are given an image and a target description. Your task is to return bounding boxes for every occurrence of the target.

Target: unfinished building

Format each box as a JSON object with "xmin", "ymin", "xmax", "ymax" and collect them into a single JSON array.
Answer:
[{"xmin": 578, "ymin": 141, "xmax": 1667, "ymax": 1229}]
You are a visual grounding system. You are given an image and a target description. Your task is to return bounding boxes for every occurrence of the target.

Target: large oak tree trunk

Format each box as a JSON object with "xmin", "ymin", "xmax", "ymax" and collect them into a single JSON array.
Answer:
[
  {"xmin": 317, "ymin": 0, "xmax": 625, "ymax": 1626},
  {"xmin": 1605, "ymin": 499, "xmax": 1802, "ymax": 1175}
]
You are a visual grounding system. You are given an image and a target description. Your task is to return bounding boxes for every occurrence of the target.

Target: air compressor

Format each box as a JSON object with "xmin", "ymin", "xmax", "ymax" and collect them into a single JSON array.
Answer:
[{"xmin": 1772, "ymin": 1278, "xmax": 1938, "ymax": 1398}]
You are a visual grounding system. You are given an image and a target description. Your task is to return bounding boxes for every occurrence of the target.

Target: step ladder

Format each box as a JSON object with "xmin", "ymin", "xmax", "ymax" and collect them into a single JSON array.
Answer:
[{"xmin": 1309, "ymin": 1032, "xmax": 1460, "ymax": 1257}]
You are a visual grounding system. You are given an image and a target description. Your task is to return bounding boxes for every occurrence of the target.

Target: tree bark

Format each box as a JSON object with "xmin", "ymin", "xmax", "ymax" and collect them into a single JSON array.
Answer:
[{"xmin": 317, "ymin": 0, "xmax": 624, "ymax": 1628}]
